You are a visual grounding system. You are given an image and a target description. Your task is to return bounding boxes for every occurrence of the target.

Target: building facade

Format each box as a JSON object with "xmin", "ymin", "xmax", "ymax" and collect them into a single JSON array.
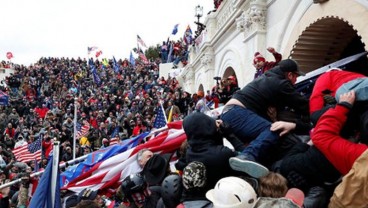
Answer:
[{"xmin": 177, "ymin": 0, "xmax": 368, "ymax": 94}]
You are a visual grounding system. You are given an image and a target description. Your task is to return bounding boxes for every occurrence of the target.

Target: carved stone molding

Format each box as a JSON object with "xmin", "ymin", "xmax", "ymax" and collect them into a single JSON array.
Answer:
[
  {"xmin": 201, "ymin": 53, "xmax": 214, "ymax": 67},
  {"xmin": 186, "ymin": 70, "xmax": 194, "ymax": 80},
  {"xmin": 243, "ymin": 0, "xmax": 267, "ymax": 35},
  {"xmin": 236, "ymin": 11, "xmax": 247, "ymax": 32}
]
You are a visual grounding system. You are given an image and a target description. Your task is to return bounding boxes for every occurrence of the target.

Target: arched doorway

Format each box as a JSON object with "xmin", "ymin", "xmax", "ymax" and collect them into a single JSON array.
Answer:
[
  {"xmin": 222, "ymin": 67, "xmax": 239, "ymax": 88},
  {"xmin": 289, "ymin": 17, "xmax": 368, "ymax": 75},
  {"xmin": 198, "ymin": 84, "xmax": 204, "ymax": 92}
]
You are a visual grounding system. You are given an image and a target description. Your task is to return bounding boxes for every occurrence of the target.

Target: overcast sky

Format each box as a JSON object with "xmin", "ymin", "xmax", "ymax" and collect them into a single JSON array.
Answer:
[{"xmin": 0, "ymin": 0, "xmax": 214, "ymax": 65}]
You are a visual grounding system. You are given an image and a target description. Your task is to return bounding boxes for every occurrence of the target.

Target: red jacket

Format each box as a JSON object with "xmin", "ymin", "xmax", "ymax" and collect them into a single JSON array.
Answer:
[
  {"xmin": 312, "ymin": 104, "xmax": 367, "ymax": 175},
  {"xmin": 34, "ymin": 107, "xmax": 49, "ymax": 119},
  {"xmin": 309, "ymin": 70, "xmax": 365, "ymax": 113}
]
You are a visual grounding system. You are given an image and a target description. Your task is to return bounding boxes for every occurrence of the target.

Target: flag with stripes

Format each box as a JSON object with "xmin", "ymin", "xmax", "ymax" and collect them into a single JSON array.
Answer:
[
  {"xmin": 87, "ymin": 46, "xmax": 98, "ymax": 55},
  {"xmin": 76, "ymin": 122, "xmax": 90, "ymax": 139},
  {"xmin": 60, "ymin": 132, "xmax": 149, "ymax": 187},
  {"xmin": 137, "ymin": 35, "xmax": 147, "ymax": 48},
  {"xmin": 138, "ymin": 52, "xmax": 149, "ymax": 64},
  {"xmin": 12, "ymin": 137, "xmax": 42, "ymax": 163},
  {"xmin": 62, "ymin": 121, "xmax": 185, "ymax": 193},
  {"xmin": 153, "ymin": 105, "xmax": 167, "ymax": 129}
]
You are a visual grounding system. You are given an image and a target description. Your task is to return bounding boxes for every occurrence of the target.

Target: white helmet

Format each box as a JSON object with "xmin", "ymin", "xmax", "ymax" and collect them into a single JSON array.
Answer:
[{"xmin": 206, "ymin": 177, "xmax": 257, "ymax": 208}]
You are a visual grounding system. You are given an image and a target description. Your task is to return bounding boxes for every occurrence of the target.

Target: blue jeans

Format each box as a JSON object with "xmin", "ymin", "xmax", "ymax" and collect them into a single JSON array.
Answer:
[{"xmin": 221, "ymin": 105, "xmax": 279, "ymax": 162}]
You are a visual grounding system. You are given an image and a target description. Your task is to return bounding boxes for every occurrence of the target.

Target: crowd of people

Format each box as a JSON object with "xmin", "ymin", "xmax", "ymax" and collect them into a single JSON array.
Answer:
[
  {"xmin": 0, "ymin": 37, "xmax": 366, "ymax": 207},
  {"xmin": 0, "ymin": 52, "xmax": 241, "ymax": 207}
]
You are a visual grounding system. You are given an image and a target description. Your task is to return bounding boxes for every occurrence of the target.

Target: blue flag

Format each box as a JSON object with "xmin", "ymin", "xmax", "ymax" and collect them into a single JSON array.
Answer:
[
  {"xmin": 60, "ymin": 132, "xmax": 149, "ymax": 187},
  {"xmin": 172, "ymin": 24, "xmax": 179, "ymax": 35},
  {"xmin": 130, "ymin": 51, "xmax": 135, "ymax": 67},
  {"xmin": 113, "ymin": 56, "xmax": 120, "ymax": 73},
  {"xmin": 153, "ymin": 105, "xmax": 167, "ymax": 129},
  {"xmin": 89, "ymin": 59, "xmax": 101, "ymax": 86},
  {"xmin": 0, "ymin": 90, "xmax": 8, "ymax": 106},
  {"xmin": 29, "ymin": 155, "xmax": 61, "ymax": 208},
  {"xmin": 110, "ymin": 126, "xmax": 120, "ymax": 138}
]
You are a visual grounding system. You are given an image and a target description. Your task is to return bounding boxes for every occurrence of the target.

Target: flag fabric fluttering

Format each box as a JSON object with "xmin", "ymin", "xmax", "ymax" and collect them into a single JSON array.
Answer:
[
  {"xmin": 112, "ymin": 56, "xmax": 120, "ymax": 73},
  {"xmin": 183, "ymin": 25, "xmax": 193, "ymax": 45},
  {"xmin": 153, "ymin": 104, "xmax": 167, "ymax": 129},
  {"xmin": 137, "ymin": 35, "xmax": 147, "ymax": 48},
  {"xmin": 0, "ymin": 90, "xmax": 9, "ymax": 106},
  {"xmin": 87, "ymin": 46, "xmax": 98, "ymax": 55},
  {"xmin": 12, "ymin": 137, "xmax": 42, "ymax": 163},
  {"xmin": 95, "ymin": 50, "xmax": 103, "ymax": 58},
  {"xmin": 6, "ymin": 52, "xmax": 13, "ymax": 60},
  {"xmin": 172, "ymin": 24, "xmax": 179, "ymax": 35},
  {"xmin": 129, "ymin": 52, "xmax": 136, "ymax": 67},
  {"xmin": 102, "ymin": 58, "xmax": 109, "ymax": 67},
  {"xmin": 89, "ymin": 59, "xmax": 102, "ymax": 86},
  {"xmin": 138, "ymin": 52, "xmax": 149, "ymax": 64},
  {"xmin": 76, "ymin": 122, "xmax": 90, "ymax": 139},
  {"xmin": 60, "ymin": 132, "xmax": 148, "ymax": 187},
  {"xmin": 29, "ymin": 154, "xmax": 61, "ymax": 208},
  {"xmin": 62, "ymin": 122, "xmax": 185, "ymax": 194}
]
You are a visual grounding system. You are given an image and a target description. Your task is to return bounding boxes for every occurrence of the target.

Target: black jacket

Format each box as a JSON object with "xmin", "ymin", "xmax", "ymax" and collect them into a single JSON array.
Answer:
[
  {"xmin": 232, "ymin": 66, "xmax": 309, "ymax": 120},
  {"xmin": 278, "ymin": 143, "xmax": 341, "ymax": 192},
  {"xmin": 182, "ymin": 113, "xmax": 238, "ymax": 193}
]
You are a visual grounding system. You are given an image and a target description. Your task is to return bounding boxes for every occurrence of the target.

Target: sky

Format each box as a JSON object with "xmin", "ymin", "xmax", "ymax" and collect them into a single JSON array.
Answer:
[{"xmin": 0, "ymin": 0, "xmax": 214, "ymax": 65}]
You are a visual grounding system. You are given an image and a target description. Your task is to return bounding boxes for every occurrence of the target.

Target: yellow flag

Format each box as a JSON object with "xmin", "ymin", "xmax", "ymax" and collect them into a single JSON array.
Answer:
[
  {"xmin": 167, "ymin": 106, "xmax": 173, "ymax": 123},
  {"xmin": 102, "ymin": 58, "xmax": 109, "ymax": 67}
]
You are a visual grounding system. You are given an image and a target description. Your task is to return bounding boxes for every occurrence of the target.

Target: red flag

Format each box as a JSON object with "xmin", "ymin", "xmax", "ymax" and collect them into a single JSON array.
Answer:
[
  {"xmin": 62, "ymin": 121, "xmax": 185, "ymax": 194},
  {"xmin": 6, "ymin": 52, "xmax": 13, "ymax": 60},
  {"xmin": 95, "ymin": 50, "xmax": 103, "ymax": 58}
]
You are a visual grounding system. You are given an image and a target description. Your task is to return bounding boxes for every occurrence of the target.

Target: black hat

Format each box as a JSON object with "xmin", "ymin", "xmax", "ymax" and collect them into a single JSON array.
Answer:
[
  {"xmin": 142, "ymin": 153, "xmax": 172, "ymax": 185},
  {"xmin": 277, "ymin": 59, "xmax": 305, "ymax": 76}
]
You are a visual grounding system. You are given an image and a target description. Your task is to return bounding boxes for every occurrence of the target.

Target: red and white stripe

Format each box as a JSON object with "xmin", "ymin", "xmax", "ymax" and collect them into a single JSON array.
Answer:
[
  {"xmin": 77, "ymin": 123, "xmax": 90, "ymax": 139},
  {"xmin": 12, "ymin": 145, "xmax": 42, "ymax": 163},
  {"xmin": 63, "ymin": 121, "xmax": 185, "ymax": 193}
]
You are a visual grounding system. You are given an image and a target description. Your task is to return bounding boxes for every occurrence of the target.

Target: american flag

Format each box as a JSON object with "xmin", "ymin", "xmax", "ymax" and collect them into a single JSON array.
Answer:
[
  {"xmin": 76, "ymin": 122, "xmax": 90, "ymax": 139},
  {"xmin": 137, "ymin": 35, "xmax": 147, "ymax": 48},
  {"xmin": 153, "ymin": 104, "xmax": 167, "ymax": 129},
  {"xmin": 12, "ymin": 137, "xmax": 42, "ymax": 163},
  {"xmin": 138, "ymin": 52, "xmax": 148, "ymax": 64},
  {"xmin": 62, "ymin": 121, "xmax": 185, "ymax": 194},
  {"xmin": 87, "ymin": 46, "xmax": 98, "ymax": 55}
]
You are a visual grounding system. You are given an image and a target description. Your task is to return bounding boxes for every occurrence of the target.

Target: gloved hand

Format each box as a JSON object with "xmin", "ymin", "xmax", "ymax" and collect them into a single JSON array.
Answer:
[{"xmin": 323, "ymin": 94, "xmax": 337, "ymax": 106}]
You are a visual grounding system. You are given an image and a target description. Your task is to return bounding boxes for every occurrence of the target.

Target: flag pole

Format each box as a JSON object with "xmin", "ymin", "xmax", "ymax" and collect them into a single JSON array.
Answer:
[
  {"xmin": 51, "ymin": 141, "xmax": 60, "ymax": 207},
  {"xmin": 0, "ymin": 124, "xmax": 173, "ymax": 190},
  {"xmin": 73, "ymin": 97, "xmax": 78, "ymax": 160},
  {"xmin": 160, "ymin": 102, "xmax": 168, "ymax": 123}
]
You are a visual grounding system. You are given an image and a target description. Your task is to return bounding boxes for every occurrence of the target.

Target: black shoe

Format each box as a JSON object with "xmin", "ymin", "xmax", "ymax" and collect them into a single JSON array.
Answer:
[{"xmin": 229, "ymin": 155, "xmax": 269, "ymax": 178}]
